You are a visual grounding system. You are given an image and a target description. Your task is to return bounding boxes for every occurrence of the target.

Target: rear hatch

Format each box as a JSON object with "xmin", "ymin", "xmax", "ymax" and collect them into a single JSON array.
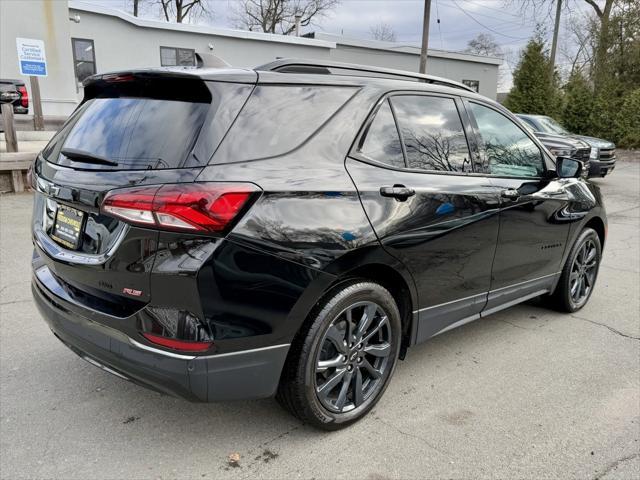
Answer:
[{"xmin": 32, "ymin": 70, "xmax": 256, "ymax": 317}]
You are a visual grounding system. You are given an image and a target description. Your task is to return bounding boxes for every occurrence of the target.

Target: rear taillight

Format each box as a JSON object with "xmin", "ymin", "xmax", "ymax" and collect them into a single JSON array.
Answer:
[
  {"xmin": 101, "ymin": 183, "xmax": 259, "ymax": 233},
  {"xmin": 141, "ymin": 332, "xmax": 213, "ymax": 352},
  {"xmin": 17, "ymin": 86, "xmax": 28, "ymax": 108}
]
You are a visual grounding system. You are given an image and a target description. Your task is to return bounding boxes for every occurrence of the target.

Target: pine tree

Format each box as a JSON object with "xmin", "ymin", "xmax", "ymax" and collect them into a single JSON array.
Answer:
[
  {"xmin": 504, "ymin": 37, "xmax": 560, "ymax": 116},
  {"xmin": 616, "ymin": 88, "xmax": 640, "ymax": 148},
  {"xmin": 561, "ymin": 71, "xmax": 594, "ymax": 135}
]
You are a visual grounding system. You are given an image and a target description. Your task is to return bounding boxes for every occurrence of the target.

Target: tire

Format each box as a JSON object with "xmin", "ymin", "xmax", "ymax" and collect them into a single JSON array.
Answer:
[
  {"xmin": 277, "ymin": 280, "xmax": 402, "ymax": 430},
  {"xmin": 549, "ymin": 227, "xmax": 602, "ymax": 312}
]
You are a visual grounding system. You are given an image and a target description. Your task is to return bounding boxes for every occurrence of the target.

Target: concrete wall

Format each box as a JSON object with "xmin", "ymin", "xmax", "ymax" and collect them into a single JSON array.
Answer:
[
  {"xmin": 0, "ymin": 0, "xmax": 79, "ymax": 116},
  {"xmin": 326, "ymin": 44, "xmax": 499, "ymax": 99},
  {"xmin": 68, "ymin": 9, "xmax": 499, "ymax": 99},
  {"xmin": 68, "ymin": 10, "xmax": 334, "ymax": 73}
]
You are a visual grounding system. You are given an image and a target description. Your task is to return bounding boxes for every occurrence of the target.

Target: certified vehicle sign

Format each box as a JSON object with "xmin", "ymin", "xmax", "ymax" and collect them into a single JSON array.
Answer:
[{"xmin": 16, "ymin": 38, "xmax": 47, "ymax": 77}]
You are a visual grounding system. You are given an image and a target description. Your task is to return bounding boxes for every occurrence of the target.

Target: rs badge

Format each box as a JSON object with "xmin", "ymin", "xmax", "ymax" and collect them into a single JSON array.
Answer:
[{"xmin": 122, "ymin": 287, "xmax": 142, "ymax": 297}]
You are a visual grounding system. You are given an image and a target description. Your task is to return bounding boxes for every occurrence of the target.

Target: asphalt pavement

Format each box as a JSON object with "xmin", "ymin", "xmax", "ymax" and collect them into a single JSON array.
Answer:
[{"xmin": 1, "ymin": 156, "xmax": 638, "ymax": 480}]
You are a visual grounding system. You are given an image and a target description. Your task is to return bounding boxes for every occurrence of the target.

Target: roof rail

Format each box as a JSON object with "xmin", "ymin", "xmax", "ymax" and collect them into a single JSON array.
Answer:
[{"xmin": 255, "ymin": 58, "xmax": 475, "ymax": 93}]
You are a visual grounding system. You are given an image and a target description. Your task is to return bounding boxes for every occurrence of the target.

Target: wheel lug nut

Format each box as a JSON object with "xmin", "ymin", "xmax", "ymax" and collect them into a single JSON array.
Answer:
[
  {"xmin": 342, "ymin": 355, "xmax": 347, "ymax": 362},
  {"xmin": 347, "ymin": 365, "xmax": 353, "ymax": 371},
  {"xmin": 357, "ymin": 357, "xmax": 363, "ymax": 363}
]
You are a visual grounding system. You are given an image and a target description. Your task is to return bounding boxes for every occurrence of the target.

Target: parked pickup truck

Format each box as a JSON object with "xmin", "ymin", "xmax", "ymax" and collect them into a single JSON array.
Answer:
[
  {"xmin": 0, "ymin": 79, "xmax": 29, "ymax": 115},
  {"xmin": 518, "ymin": 121, "xmax": 592, "ymax": 177},
  {"xmin": 516, "ymin": 114, "xmax": 616, "ymax": 178}
]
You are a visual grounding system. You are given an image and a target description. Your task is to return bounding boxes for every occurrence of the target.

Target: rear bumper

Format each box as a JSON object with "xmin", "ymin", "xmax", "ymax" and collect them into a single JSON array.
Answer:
[
  {"xmin": 32, "ymin": 265, "xmax": 289, "ymax": 402},
  {"xmin": 588, "ymin": 158, "xmax": 616, "ymax": 177}
]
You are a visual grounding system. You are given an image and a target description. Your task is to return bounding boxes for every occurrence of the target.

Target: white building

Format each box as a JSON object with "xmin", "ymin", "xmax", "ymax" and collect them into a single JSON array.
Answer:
[{"xmin": 0, "ymin": 0, "xmax": 501, "ymax": 117}]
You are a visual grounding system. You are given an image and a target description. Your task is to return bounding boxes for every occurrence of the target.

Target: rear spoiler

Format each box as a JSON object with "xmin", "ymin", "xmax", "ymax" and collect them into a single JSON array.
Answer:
[{"xmin": 82, "ymin": 71, "xmax": 212, "ymax": 103}]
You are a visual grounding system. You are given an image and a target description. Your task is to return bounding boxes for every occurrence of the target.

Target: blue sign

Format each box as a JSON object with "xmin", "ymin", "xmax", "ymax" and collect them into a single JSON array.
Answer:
[{"xmin": 20, "ymin": 60, "xmax": 47, "ymax": 76}]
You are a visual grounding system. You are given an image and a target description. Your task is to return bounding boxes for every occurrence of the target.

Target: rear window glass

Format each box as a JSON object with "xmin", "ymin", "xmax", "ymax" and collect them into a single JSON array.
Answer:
[
  {"xmin": 359, "ymin": 100, "xmax": 405, "ymax": 168},
  {"xmin": 43, "ymin": 97, "xmax": 209, "ymax": 170},
  {"xmin": 213, "ymin": 85, "xmax": 357, "ymax": 162}
]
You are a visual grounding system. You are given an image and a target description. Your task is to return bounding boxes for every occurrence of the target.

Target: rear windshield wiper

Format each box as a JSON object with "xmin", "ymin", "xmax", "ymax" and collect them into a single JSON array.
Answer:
[{"xmin": 61, "ymin": 148, "xmax": 119, "ymax": 167}]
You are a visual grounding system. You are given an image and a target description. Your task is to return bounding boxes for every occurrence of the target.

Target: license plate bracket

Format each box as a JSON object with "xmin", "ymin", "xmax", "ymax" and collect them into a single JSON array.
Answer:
[{"xmin": 51, "ymin": 204, "xmax": 86, "ymax": 250}]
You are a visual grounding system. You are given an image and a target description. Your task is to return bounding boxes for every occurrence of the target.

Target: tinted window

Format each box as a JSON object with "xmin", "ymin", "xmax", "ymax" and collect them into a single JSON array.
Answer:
[
  {"xmin": 359, "ymin": 100, "xmax": 405, "ymax": 168},
  {"xmin": 213, "ymin": 86, "xmax": 357, "ymax": 162},
  {"xmin": 44, "ymin": 97, "xmax": 208, "ymax": 170},
  {"xmin": 470, "ymin": 103, "xmax": 544, "ymax": 177},
  {"xmin": 518, "ymin": 116, "xmax": 539, "ymax": 131},
  {"xmin": 391, "ymin": 95, "xmax": 472, "ymax": 173},
  {"xmin": 537, "ymin": 116, "xmax": 570, "ymax": 135}
]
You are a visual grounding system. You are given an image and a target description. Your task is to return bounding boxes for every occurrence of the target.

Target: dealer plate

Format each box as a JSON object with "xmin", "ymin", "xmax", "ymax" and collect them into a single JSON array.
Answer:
[{"xmin": 50, "ymin": 204, "xmax": 85, "ymax": 250}]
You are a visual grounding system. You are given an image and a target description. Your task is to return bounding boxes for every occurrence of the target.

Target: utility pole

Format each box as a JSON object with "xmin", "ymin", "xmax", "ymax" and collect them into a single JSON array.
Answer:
[
  {"xmin": 419, "ymin": 0, "xmax": 432, "ymax": 74},
  {"xmin": 549, "ymin": 0, "xmax": 562, "ymax": 81},
  {"xmin": 294, "ymin": 13, "xmax": 302, "ymax": 36}
]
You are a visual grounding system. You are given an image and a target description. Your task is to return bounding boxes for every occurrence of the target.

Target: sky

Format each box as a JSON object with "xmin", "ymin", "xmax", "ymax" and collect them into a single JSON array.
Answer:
[{"xmin": 85, "ymin": 0, "xmax": 595, "ymax": 91}]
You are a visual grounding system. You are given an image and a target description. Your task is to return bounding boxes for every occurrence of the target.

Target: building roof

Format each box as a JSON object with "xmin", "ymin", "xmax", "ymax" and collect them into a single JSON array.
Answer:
[
  {"xmin": 68, "ymin": 1, "xmax": 336, "ymax": 48},
  {"xmin": 68, "ymin": 1, "xmax": 502, "ymax": 67},
  {"xmin": 307, "ymin": 32, "xmax": 503, "ymax": 66}
]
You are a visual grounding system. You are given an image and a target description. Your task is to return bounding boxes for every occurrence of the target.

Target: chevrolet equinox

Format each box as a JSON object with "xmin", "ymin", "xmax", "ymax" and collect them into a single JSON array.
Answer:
[{"xmin": 31, "ymin": 60, "xmax": 607, "ymax": 429}]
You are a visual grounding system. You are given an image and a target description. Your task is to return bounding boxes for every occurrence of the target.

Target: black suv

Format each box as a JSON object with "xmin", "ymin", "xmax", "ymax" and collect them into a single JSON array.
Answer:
[{"xmin": 31, "ymin": 60, "xmax": 607, "ymax": 429}]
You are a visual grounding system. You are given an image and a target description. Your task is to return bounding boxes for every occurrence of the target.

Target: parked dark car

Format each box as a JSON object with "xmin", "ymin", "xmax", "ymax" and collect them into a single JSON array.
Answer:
[
  {"xmin": 0, "ymin": 79, "xmax": 29, "ymax": 114},
  {"xmin": 31, "ymin": 60, "xmax": 607, "ymax": 430},
  {"xmin": 516, "ymin": 114, "xmax": 616, "ymax": 178}
]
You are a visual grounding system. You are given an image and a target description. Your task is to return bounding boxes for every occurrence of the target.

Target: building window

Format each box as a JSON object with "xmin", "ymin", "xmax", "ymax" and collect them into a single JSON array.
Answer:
[
  {"xmin": 71, "ymin": 38, "xmax": 96, "ymax": 84},
  {"xmin": 462, "ymin": 80, "xmax": 480, "ymax": 92},
  {"xmin": 160, "ymin": 47, "xmax": 196, "ymax": 67}
]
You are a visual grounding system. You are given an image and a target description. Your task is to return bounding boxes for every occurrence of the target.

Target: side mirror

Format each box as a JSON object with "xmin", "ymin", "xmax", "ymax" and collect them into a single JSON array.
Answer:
[{"xmin": 556, "ymin": 157, "xmax": 583, "ymax": 179}]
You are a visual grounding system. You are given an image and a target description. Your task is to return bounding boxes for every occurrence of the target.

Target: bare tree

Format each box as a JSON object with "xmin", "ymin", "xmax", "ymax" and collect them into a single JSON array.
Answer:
[
  {"xmin": 133, "ymin": 0, "xmax": 140, "ymax": 16},
  {"xmin": 370, "ymin": 22, "xmax": 396, "ymax": 42},
  {"xmin": 464, "ymin": 33, "xmax": 510, "ymax": 90},
  {"xmin": 558, "ymin": 11, "xmax": 599, "ymax": 77},
  {"xmin": 507, "ymin": 0, "xmax": 618, "ymax": 88},
  {"xmin": 156, "ymin": 0, "xmax": 209, "ymax": 23},
  {"xmin": 233, "ymin": 0, "xmax": 340, "ymax": 35},
  {"xmin": 465, "ymin": 33, "xmax": 502, "ymax": 56}
]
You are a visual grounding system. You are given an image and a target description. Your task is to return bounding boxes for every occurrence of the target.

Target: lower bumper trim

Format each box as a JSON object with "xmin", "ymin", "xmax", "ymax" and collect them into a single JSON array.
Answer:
[{"xmin": 33, "ymin": 271, "xmax": 291, "ymax": 402}]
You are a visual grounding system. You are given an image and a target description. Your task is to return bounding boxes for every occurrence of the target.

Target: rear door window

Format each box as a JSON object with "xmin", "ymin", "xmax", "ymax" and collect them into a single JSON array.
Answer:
[
  {"xmin": 390, "ymin": 95, "xmax": 472, "ymax": 173},
  {"xmin": 358, "ymin": 100, "xmax": 405, "ymax": 168}
]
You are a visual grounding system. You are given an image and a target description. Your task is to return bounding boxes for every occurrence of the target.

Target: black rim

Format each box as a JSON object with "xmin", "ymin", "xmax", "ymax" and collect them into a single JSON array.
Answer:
[
  {"xmin": 314, "ymin": 301, "xmax": 392, "ymax": 413},
  {"xmin": 570, "ymin": 238, "xmax": 598, "ymax": 306}
]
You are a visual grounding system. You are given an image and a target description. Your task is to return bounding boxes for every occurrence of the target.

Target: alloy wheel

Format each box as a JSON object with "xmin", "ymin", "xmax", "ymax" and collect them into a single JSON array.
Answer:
[
  {"xmin": 314, "ymin": 301, "xmax": 393, "ymax": 413},
  {"xmin": 570, "ymin": 238, "xmax": 598, "ymax": 306}
]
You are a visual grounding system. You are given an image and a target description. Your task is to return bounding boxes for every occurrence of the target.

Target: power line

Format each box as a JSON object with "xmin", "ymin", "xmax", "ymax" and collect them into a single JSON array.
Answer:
[
  {"xmin": 441, "ymin": 1, "xmax": 535, "ymax": 25},
  {"xmin": 392, "ymin": 17, "xmax": 539, "ymax": 41},
  {"xmin": 452, "ymin": 0, "xmax": 528, "ymax": 19},
  {"xmin": 448, "ymin": 0, "xmax": 531, "ymax": 40}
]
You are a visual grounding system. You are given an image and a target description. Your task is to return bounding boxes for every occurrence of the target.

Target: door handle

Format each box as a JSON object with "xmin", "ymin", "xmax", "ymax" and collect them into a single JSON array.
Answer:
[
  {"xmin": 500, "ymin": 188, "xmax": 520, "ymax": 200},
  {"xmin": 380, "ymin": 185, "xmax": 415, "ymax": 201}
]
